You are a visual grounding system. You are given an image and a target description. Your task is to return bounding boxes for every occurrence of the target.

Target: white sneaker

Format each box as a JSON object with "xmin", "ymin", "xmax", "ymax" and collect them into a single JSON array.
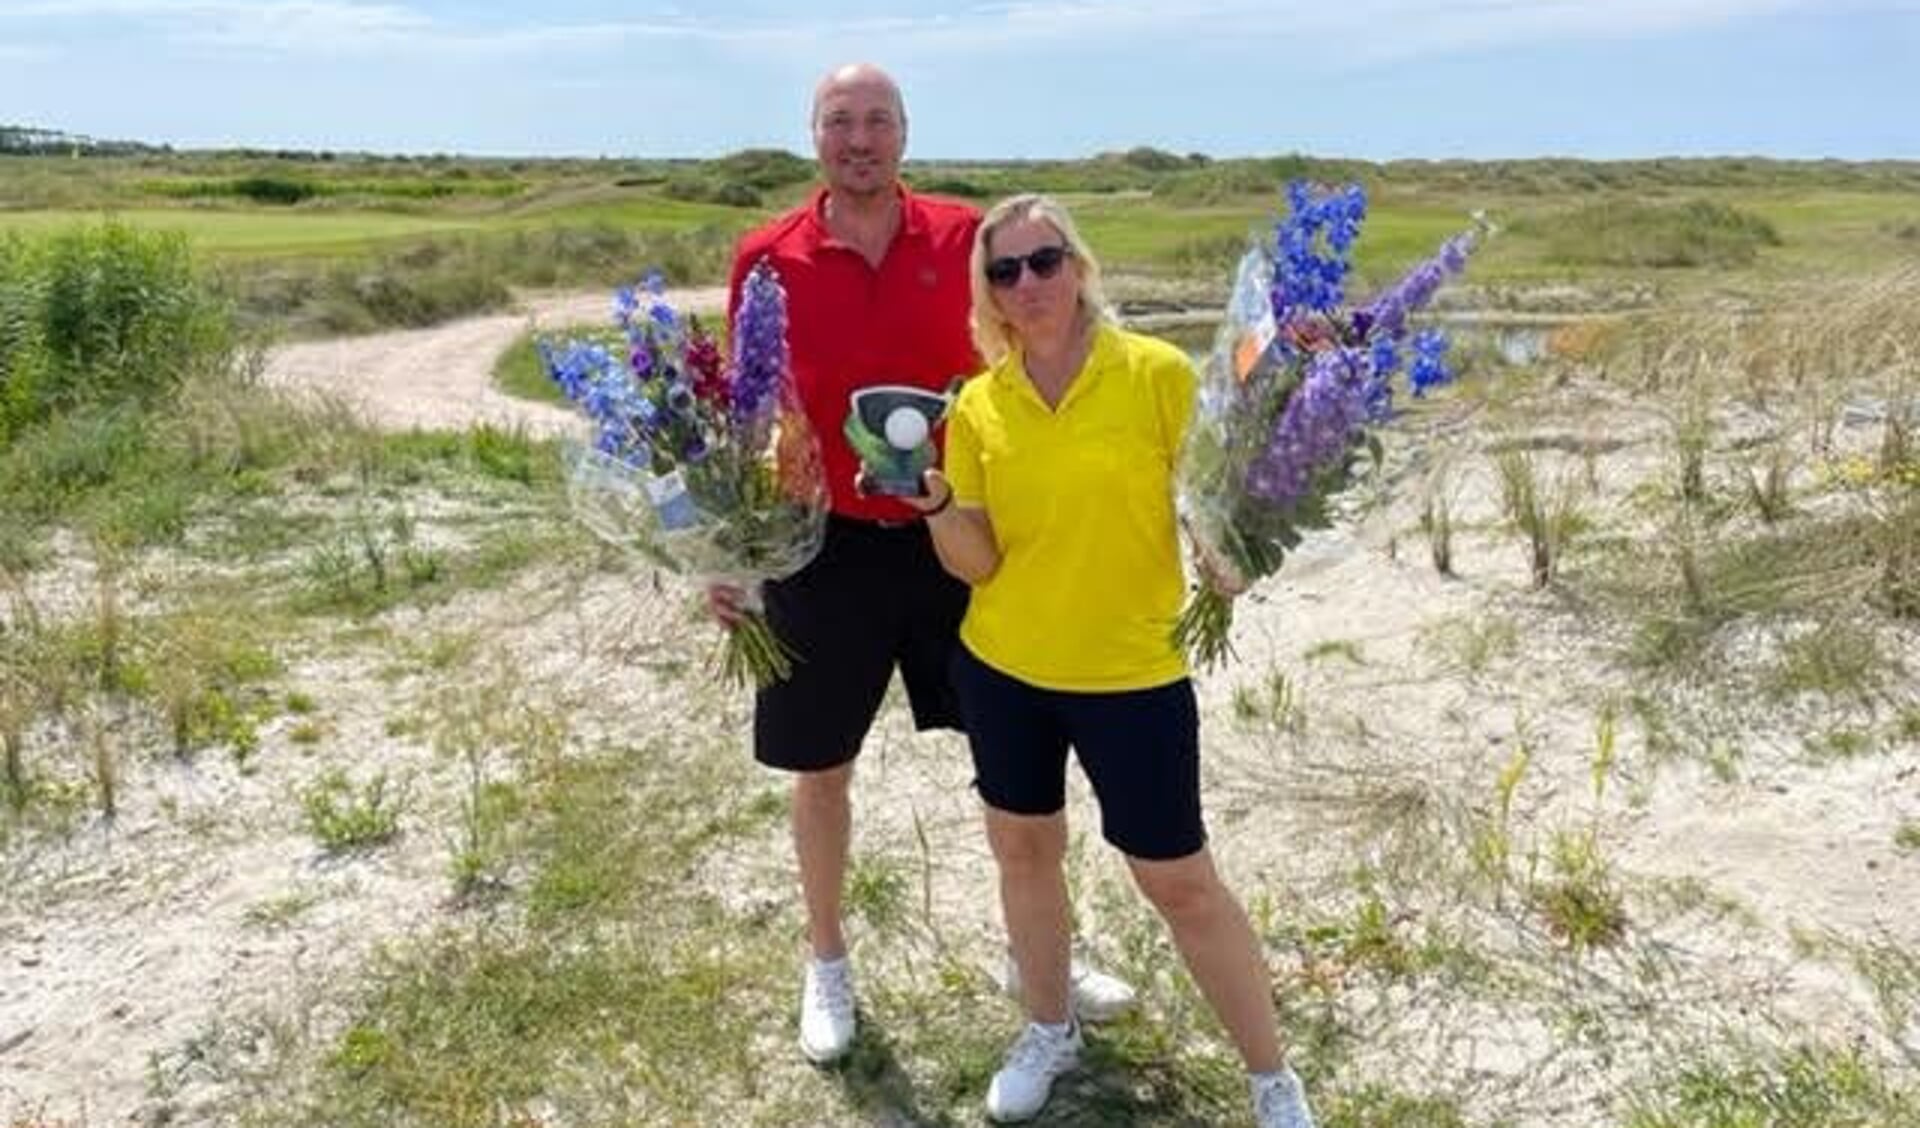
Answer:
[
  {"xmin": 798, "ymin": 957, "xmax": 856, "ymax": 1064},
  {"xmin": 1252, "ymin": 1066, "xmax": 1317, "ymax": 1128},
  {"xmin": 1002, "ymin": 951, "xmax": 1138, "ymax": 1023},
  {"xmin": 986, "ymin": 1020, "xmax": 1082, "ymax": 1122}
]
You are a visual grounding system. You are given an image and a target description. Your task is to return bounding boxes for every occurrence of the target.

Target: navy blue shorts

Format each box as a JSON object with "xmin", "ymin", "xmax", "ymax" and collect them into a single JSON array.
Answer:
[
  {"xmin": 753, "ymin": 515, "xmax": 970, "ymax": 773},
  {"xmin": 950, "ymin": 645, "xmax": 1206, "ymax": 861}
]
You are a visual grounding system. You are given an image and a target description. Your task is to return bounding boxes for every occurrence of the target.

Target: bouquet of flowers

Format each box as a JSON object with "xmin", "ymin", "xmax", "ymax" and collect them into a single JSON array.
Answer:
[
  {"xmin": 540, "ymin": 260, "xmax": 827, "ymax": 687},
  {"xmin": 1175, "ymin": 181, "xmax": 1484, "ymax": 669}
]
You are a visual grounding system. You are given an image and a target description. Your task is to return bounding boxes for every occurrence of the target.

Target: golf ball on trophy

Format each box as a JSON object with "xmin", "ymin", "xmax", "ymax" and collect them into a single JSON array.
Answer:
[{"xmin": 883, "ymin": 406, "xmax": 929, "ymax": 450}]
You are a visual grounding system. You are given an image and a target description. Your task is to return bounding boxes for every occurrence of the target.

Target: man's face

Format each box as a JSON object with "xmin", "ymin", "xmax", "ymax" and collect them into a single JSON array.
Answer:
[{"xmin": 812, "ymin": 75, "xmax": 905, "ymax": 201}]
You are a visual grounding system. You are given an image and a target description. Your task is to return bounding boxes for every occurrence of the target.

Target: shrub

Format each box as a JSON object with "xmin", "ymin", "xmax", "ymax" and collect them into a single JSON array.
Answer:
[
  {"xmin": 1156, "ymin": 155, "xmax": 1317, "ymax": 203},
  {"xmin": 1520, "ymin": 198, "xmax": 1783, "ymax": 268},
  {"xmin": 661, "ymin": 175, "xmax": 714, "ymax": 204},
  {"xmin": 1116, "ymin": 145, "xmax": 1189, "ymax": 172},
  {"xmin": 226, "ymin": 224, "xmax": 737, "ymax": 338},
  {"xmin": 910, "ymin": 176, "xmax": 990, "ymax": 199},
  {"xmin": 707, "ymin": 180, "xmax": 762, "ymax": 208},
  {"xmin": 709, "ymin": 148, "xmax": 813, "ymax": 190},
  {"xmin": 661, "ymin": 176, "xmax": 764, "ymax": 208},
  {"xmin": 1, "ymin": 223, "xmax": 234, "ymax": 443},
  {"xmin": 229, "ymin": 176, "xmax": 319, "ymax": 205},
  {"xmin": 302, "ymin": 767, "xmax": 404, "ymax": 852}
]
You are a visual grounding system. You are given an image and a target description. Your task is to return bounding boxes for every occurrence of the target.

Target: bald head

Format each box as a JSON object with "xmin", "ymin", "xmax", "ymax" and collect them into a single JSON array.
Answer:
[{"xmin": 811, "ymin": 63, "xmax": 905, "ymax": 129}]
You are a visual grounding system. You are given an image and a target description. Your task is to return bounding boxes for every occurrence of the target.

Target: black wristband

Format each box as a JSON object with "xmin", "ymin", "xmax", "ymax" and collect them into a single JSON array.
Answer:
[{"xmin": 925, "ymin": 487, "xmax": 954, "ymax": 517}]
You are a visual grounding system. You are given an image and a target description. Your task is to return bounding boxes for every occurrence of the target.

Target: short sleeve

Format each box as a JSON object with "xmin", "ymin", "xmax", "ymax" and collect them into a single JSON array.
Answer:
[
  {"xmin": 1156, "ymin": 348, "xmax": 1198, "ymax": 458},
  {"xmin": 944, "ymin": 381, "xmax": 987, "ymax": 506}
]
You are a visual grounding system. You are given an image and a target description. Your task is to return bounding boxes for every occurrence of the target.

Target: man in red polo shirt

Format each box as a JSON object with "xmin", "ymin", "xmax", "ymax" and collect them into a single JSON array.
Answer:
[{"xmin": 715, "ymin": 62, "xmax": 1133, "ymax": 1067}]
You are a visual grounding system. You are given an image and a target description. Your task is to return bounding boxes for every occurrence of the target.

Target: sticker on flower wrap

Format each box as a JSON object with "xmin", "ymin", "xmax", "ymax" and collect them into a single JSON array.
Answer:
[{"xmin": 643, "ymin": 468, "xmax": 700, "ymax": 531}]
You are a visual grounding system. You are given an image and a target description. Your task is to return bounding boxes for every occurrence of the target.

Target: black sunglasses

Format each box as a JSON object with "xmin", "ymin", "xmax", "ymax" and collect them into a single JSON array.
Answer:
[{"xmin": 985, "ymin": 244, "xmax": 1072, "ymax": 289}]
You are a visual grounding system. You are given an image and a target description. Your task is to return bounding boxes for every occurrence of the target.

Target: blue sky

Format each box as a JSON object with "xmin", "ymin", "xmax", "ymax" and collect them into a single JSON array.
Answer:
[{"xmin": 2, "ymin": 0, "xmax": 1916, "ymax": 159}]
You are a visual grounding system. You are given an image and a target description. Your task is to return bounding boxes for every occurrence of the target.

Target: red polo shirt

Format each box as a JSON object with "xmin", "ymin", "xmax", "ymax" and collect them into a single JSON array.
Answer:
[{"xmin": 729, "ymin": 185, "xmax": 981, "ymax": 522}]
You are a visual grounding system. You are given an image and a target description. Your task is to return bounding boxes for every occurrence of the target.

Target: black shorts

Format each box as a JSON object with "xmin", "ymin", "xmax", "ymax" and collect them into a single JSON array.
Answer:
[
  {"xmin": 950, "ymin": 645, "xmax": 1206, "ymax": 862},
  {"xmin": 754, "ymin": 515, "xmax": 970, "ymax": 773}
]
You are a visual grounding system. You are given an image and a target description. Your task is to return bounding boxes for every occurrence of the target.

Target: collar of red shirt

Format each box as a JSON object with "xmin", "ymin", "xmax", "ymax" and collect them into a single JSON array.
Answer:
[{"xmin": 795, "ymin": 183, "xmax": 931, "ymax": 252}]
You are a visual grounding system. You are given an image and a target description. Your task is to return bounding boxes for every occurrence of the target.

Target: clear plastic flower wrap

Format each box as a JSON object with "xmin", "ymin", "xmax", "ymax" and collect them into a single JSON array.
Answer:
[
  {"xmin": 1175, "ymin": 181, "xmax": 1484, "ymax": 669},
  {"xmin": 541, "ymin": 260, "xmax": 828, "ymax": 687}
]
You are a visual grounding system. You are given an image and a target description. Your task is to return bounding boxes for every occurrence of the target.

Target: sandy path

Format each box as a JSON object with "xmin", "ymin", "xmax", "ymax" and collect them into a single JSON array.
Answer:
[{"xmin": 260, "ymin": 287, "xmax": 728, "ymax": 436}]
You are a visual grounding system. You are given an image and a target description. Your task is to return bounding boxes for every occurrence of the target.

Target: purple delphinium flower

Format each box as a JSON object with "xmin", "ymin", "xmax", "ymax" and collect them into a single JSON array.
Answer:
[
  {"xmin": 729, "ymin": 257, "xmax": 789, "ymax": 431},
  {"xmin": 1245, "ymin": 348, "xmax": 1373, "ymax": 505},
  {"xmin": 1359, "ymin": 231, "xmax": 1476, "ymax": 341}
]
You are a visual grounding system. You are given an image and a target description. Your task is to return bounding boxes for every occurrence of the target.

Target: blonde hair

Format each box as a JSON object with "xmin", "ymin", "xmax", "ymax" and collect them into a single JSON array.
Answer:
[{"xmin": 969, "ymin": 193, "xmax": 1112, "ymax": 363}]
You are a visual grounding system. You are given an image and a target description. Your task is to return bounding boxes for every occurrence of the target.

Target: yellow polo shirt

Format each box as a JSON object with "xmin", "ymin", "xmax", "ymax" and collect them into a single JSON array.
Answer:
[{"xmin": 945, "ymin": 323, "xmax": 1195, "ymax": 692}]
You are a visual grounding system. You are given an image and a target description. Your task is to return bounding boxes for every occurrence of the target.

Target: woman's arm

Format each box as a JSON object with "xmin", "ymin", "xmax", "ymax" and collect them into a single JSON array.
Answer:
[{"xmin": 909, "ymin": 469, "xmax": 1001, "ymax": 585}]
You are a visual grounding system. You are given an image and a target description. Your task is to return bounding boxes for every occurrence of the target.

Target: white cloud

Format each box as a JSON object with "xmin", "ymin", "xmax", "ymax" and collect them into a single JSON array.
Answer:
[
  {"xmin": 471, "ymin": 0, "xmax": 1882, "ymax": 66},
  {"xmin": 0, "ymin": 0, "xmax": 429, "ymax": 52},
  {"xmin": 0, "ymin": 0, "xmax": 1899, "ymax": 62},
  {"xmin": 837, "ymin": 0, "xmax": 1830, "ymax": 60}
]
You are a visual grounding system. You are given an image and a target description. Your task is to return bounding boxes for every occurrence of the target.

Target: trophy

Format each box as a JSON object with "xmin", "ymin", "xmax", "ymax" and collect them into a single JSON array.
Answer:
[{"xmin": 844, "ymin": 384, "xmax": 954, "ymax": 497}]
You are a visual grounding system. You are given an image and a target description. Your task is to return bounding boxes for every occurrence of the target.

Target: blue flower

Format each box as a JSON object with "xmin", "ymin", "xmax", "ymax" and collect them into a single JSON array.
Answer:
[
  {"xmin": 1369, "ymin": 335, "xmax": 1400, "ymax": 378},
  {"xmin": 1271, "ymin": 182, "xmax": 1368, "ymax": 325},
  {"xmin": 1408, "ymin": 329, "xmax": 1452, "ymax": 396}
]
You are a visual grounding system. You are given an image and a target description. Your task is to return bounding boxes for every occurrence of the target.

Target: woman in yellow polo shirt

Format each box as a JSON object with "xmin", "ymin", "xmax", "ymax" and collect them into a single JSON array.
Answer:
[{"xmin": 906, "ymin": 193, "xmax": 1316, "ymax": 1128}]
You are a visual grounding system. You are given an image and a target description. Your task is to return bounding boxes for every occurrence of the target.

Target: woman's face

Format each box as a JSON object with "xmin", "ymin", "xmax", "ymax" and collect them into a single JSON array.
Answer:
[{"xmin": 984, "ymin": 215, "xmax": 1080, "ymax": 343}]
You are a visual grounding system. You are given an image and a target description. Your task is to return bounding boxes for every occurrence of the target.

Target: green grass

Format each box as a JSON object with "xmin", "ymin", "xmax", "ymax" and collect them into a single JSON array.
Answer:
[
  {"xmin": 1768, "ymin": 621, "xmax": 1891, "ymax": 700},
  {"xmin": 1509, "ymin": 198, "xmax": 1781, "ymax": 269},
  {"xmin": 1623, "ymin": 1042, "xmax": 1920, "ymax": 1127},
  {"xmin": 1421, "ymin": 614, "xmax": 1520, "ymax": 676},
  {"xmin": 1739, "ymin": 190, "xmax": 1920, "ymax": 278},
  {"xmin": 302, "ymin": 767, "xmax": 404, "ymax": 853},
  {"xmin": 0, "ymin": 194, "xmax": 747, "ymax": 259},
  {"xmin": 286, "ymin": 742, "xmax": 793, "ymax": 1126},
  {"xmin": 0, "ymin": 207, "xmax": 483, "ymax": 256},
  {"xmin": 1068, "ymin": 194, "xmax": 1486, "ymax": 283}
]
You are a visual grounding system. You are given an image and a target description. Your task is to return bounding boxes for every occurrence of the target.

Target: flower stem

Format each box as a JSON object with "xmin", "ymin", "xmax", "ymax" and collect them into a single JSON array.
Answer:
[
  {"xmin": 717, "ymin": 611, "xmax": 798, "ymax": 689},
  {"xmin": 1172, "ymin": 588, "xmax": 1237, "ymax": 672}
]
